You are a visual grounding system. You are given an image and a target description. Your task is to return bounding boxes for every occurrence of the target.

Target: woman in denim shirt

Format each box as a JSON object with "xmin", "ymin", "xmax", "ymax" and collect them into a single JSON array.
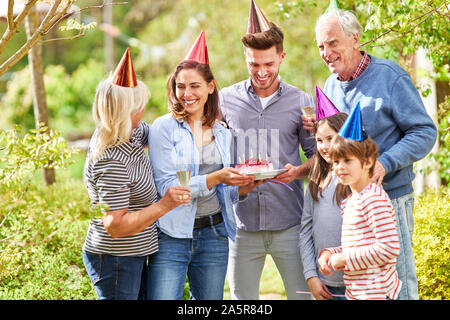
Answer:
[{"xmin": 147, "ymin": 52, "xmax": 260, "ymax": 299}]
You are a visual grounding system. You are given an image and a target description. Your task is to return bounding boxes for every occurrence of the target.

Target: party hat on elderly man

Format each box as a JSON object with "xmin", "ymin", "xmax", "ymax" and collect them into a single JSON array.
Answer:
[
  {"xmin": 247, "ymin": 0, "xmax": 271, "ymax": 34},
  {"xmin": 184, "ymin": 30, "xmax": 209, "ymax": 65},
  {"xmin": 327, "ymin": 0, "xmax": 341, "ymax": 11},
  {"xmin": 112, "ymin": 47, "xmax": 138, "ymax": 87},
  {"xmin": 315, "ymin": 86, "xmax": 340, "ymax": 121},
  {"xmin": 338, "ymin": 102, "xmax": 367, "ymax": 141}
]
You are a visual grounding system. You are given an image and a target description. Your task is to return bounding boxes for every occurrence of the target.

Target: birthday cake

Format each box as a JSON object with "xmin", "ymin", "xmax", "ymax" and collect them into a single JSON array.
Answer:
[{"xmin": 236, "ymin": 158, "xmax": 274, "ymax": 174}]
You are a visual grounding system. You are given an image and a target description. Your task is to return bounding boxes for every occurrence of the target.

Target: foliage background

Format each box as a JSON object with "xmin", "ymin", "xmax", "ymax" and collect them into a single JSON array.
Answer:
[{"xmin": 0, "ymin": 0, "xmax": 448, "ymax": 299}]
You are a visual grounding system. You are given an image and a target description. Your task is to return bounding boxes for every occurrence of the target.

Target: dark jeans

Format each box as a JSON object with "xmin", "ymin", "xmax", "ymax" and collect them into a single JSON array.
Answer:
[
  {"xmin": 326, "ymin": 285, "xmax": 347, "ymax": 300},
  {"xmin": 83, "ymin": 251, "xmax": 147, "ymax": 300}
]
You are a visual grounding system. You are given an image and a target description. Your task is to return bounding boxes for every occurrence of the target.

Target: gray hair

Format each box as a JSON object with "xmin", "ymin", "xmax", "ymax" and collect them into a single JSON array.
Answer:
[{"xmin": 315, "ymin": 9, "xmax": 363, "ymax": 38}]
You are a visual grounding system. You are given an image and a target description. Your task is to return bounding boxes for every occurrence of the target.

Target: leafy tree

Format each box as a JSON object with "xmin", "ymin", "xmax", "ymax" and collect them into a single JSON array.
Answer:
[
  {"xmin": 277, "ymin": 0, "xmax": 449, "ymax": 184},
  {"xmin": 276, "ymin": 0, "xmax": 449, "ymax": 84}
]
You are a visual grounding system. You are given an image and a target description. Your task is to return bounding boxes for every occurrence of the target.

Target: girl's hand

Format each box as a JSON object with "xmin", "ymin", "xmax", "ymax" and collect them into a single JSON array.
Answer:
[
  {"xmin": 318, "ymin": 250, "xmax": 333, "ymax": 275},
  {"xmin": 329, "ymin": 253, "xmax": 346, "ymax": 271}
]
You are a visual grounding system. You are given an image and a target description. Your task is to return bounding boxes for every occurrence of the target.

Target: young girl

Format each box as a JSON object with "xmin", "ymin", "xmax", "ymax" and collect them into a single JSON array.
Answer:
[
  {"xmin": 299, "ymin": 112, "xmax": 349, "ymax": 300},
  {"xmin": 318, "ymin": 134, "xmax": 402, "ymax": 300}
]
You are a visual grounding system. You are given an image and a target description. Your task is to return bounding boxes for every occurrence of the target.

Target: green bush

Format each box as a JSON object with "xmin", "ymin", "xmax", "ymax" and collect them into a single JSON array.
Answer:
[
  {"xmin": 0, "ymin": 179, "xmax": 95, "ymax": 299},
  {"xmin": 0, "ymin": 126, "xmax": 94, "ymax": 299},
  {"xmin": 414, "ymin": 187, "xmax": 450, "ymax": 300},
  {"xmin": 0, "ymin": 59, "xmax": 104, "ymax": 134},
  {"xmin": 433, "ymin": 96, "xmax": 450, "ymax": 184}
]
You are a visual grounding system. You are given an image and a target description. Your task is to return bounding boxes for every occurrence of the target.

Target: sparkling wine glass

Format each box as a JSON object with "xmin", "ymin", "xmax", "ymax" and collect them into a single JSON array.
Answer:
[
  {"xmin": 301, "ymin": 105, "xmax": 316, "ymax": 137},
  {"xmin": 176, "ymin": 153, "xmax": 191, "ymax": 206},
  {"xmin": 177, "ymin": 168, "xmax": 191, "ymax": 187}
]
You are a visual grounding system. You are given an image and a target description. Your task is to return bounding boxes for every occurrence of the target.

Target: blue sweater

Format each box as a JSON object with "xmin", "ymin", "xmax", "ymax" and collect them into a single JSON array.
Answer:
[{"xmin": 324, "ymin": 55, "xmax": 437, "ymax": 199}]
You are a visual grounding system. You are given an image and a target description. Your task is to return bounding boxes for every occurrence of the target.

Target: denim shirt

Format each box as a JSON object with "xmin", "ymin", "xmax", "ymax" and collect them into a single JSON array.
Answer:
[{"xmin": 148, "ymin": 113, "xmax": 239, "ymax": 240}]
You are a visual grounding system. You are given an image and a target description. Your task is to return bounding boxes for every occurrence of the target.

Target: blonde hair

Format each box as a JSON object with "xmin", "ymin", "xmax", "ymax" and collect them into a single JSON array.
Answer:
[{"xmin": 90, "ymin": 78, "xmax": 150, "ymax": 161}]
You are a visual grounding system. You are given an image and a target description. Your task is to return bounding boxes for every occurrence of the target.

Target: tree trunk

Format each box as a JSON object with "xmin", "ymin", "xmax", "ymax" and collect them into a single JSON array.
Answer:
[
  {"xmin": 25, "ymin": 6, "xmax": 55, "ymax": 186},
  {"xmin": 412, "ymin": 47, "xmax": 440, "ymax": 194},
  {"xmin": 104, "ymin": 0, "xmax": 115, "ymax": 73}
]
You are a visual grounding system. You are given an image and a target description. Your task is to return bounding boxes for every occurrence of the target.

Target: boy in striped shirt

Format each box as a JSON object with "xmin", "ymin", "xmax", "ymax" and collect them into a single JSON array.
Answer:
[{"xmin": 317, "ymin": 105, "xmax": 402, "ymax": 300}]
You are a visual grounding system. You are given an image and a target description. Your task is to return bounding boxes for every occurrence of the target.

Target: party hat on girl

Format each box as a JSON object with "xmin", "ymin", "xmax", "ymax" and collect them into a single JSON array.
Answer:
[
  {"xmin": 315, "ymin": 86, "xmax": 340, "ymax": 121},
  {"xmin": 247, "ymin": 0, "xmax": 271, "ymax": 34},
  {"xmin": 338, "ymin": 102, "xmax": 367, "ymax": 141},
  {"xmin": 111, "ymin": 48, "xmax": 137, "ymax": 87},
  {"xmin": 184, "ymin": 30, "xmax": 209, "ymax": 65}
]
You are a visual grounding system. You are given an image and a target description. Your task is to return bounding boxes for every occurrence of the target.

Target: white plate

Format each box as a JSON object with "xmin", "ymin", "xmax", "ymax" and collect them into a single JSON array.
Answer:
[{"xmin": 241, "ymin": 169, "xmax": 287, "ymax": 180}]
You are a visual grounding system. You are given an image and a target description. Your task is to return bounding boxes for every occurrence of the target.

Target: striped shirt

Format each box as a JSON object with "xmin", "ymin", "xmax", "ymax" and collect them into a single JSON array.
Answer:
[
  {"xmin": 337, "ymin": 51, "xmax": 371, "ymax": 81},
  {"xmin": 83, "ymin": 122, "xmax": 158, "ymax": 256},
  {"xmin": 321, "ymin": 183, "xmax": 402, "ymax": 300}
]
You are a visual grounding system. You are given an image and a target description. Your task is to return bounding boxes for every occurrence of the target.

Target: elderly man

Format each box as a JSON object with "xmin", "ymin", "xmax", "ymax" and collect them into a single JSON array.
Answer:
[{"xmin": 305, "ymin": 9, "xmax": 437, "ymax": 300}]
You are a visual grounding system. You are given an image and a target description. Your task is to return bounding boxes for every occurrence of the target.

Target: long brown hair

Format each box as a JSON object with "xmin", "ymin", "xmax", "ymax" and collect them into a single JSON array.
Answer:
[
  {"xmin": 166, "ymin": 60, "xmax": 220, "ymax": 128},
  {"xmin": 309, "ymin": 112, "xmax": 350, "ymax": 205}
]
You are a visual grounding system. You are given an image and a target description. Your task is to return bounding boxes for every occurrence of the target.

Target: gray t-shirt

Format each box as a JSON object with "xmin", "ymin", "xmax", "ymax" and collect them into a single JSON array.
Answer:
[
  {"xmin": 196, "ymin": 140, "xmax": 223, "ymax": 218},
  {"xmin": 299, "ymin": 173, "xmax": 345, "ymax": 287}
]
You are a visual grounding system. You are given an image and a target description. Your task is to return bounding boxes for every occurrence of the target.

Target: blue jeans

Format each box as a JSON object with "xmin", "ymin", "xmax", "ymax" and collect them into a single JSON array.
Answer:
[
  {"xmin": 326, "ymin": 285, "xmax": 346, "ymax": 300},
  {"xmin": 391, "ymin": 193, "xmax": 419, "ymax": 300},
  {"xmin": 82, "ymin": 251, "xmax": 147, "ymax": 300},
  {"xmin": 146, "ymin": 222, "xmax": 229, "ymax": 300}
]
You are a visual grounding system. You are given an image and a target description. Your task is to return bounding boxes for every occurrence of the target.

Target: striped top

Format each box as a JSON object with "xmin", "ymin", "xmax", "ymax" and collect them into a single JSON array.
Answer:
[
  {"xmin": 83, "ymin": 122, "xmax": 158, "ymax": 256},
  {"xmin": 322, "ymin": 183, "xmax": 402, "ymax": 300}
]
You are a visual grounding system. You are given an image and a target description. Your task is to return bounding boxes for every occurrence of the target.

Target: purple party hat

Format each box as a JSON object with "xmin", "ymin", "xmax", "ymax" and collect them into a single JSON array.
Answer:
[{"xmin": 315, "ymin": 86, "xmax": 340, "ymax": 121}]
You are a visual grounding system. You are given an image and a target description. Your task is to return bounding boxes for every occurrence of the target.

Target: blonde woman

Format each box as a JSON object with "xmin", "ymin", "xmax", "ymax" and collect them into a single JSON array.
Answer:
[{"xmin": 82, "ymin": 49, "xmax": 190, "ymax": 300}]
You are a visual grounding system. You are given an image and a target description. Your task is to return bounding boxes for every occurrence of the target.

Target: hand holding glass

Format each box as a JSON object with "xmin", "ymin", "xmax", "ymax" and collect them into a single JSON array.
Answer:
[{"xmin": 176, "ymin": 163, "xmax": 191, "ymax": 201}]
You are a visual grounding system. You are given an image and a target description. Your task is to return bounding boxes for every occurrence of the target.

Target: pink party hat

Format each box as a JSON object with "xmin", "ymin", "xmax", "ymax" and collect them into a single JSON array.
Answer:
[
  {"xmin": 315, "ymin": 85, "xmax": 340, "ymax": 121},
  {"xmin": 184, "ymin": 30, "xmax": 209, "ymax": 65}
]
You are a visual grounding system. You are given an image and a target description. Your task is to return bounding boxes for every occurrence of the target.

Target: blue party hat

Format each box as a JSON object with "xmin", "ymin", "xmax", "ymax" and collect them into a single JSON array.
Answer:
[{"xmin": 338, "ymin": 102, "xmax": 367, "ymax": 141}]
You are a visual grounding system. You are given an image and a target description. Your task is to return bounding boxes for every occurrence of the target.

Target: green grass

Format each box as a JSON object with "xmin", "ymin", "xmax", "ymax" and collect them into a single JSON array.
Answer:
[{"xmin": 222, "ymin": 255, "xmax": 286, "ymax": 300}]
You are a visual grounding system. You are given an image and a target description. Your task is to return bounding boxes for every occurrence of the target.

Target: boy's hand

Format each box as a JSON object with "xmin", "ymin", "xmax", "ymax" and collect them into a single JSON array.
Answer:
[{"xmin": 329, "ymin": 253, "xmax": 346, "ymax": 271}]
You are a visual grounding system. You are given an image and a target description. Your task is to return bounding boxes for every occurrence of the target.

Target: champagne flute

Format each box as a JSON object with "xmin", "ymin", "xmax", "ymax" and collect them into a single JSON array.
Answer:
[
  {"xmin": 301, "ymin": 105, "xmax": 316, "ymax": 137},
  {"xmin": 301, "ymin": 105, "xmax": 316, "ymax": 120},
  {"xmin": 176, "ymin": 160, "xmax": 191, "ymax": 204},
  {"xmin": 177, "ymin": 168, "xmax": 191, "ymax": 187}
]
